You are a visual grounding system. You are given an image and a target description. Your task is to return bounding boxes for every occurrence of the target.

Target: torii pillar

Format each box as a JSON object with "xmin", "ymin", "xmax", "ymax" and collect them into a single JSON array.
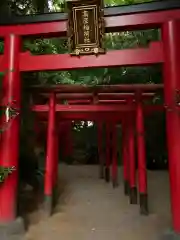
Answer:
[
  {"xmin": 162, "ymin": 20, "xmax": 180, "ymax": 237},
  {"xmin": 105, "ymin": 122, "xmax": 111, "ymax": 182},
  {"xmin": 0, "ymin": 35, "xmax": 24, "ymax": 235},
  {"xmin": 111, "ymin": 122, "xmax": 118, "ymax": 188},
  {"xmin": 136, "ymin": 97, "xmax": 148, "ymax": 215},
  {"xmin": 128, "ymin": 114, "xmax": 137, "ymax": 204},
  {"xmin": 44, "ymin": 93, "xmax": 56, "ymax": 216},
  {"xmin": 122, "ymin": 118, "xmax": 130, "ymax": 195}
]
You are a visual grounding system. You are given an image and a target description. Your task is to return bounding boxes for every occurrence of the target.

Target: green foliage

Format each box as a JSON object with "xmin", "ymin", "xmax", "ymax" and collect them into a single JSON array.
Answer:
[
  {"xmin": 0, "ymin": 167, "xmax": 15, "ymax": 183},
  {"xmin": 105, "ymin": 0, "xmax": 154, "ymax": 6}
]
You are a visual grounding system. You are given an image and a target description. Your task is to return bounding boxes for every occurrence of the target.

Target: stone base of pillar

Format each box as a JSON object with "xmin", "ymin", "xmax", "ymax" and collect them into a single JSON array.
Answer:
[
  {"xmin": 53, "ymin": 184, "xmax": 58, "ymax": 207},
  {"xmin": 160, "ymin": 230, "xmax": 180, "ymax": 239},
  {"xmin": 139, "ymin": 193, "xmax": 148, "ymax": 215},
  {"xmin": 99, "ymin": 164, "xmax": 104, "ymax": 179},
  {"xmin": 44, "ymin": 195, "xmax": 52, "ymax": 217},
  {"xmin": 129, "ymin": 187, "xmax": 137, "ymax": 204},
  {"xmin": 112, "ymin": 178, "xmax": 118, "ymax": 188},
  {"xmin": 105, "ymin": 167, "xmax": 110, "ymax": 182},
  {"xmin": 124, "ymin": 180, "xmax": 130, "ymax": 195},
  {"xmin": 0, "ymin": 217, "xmax": 25, "ymax": 240}
]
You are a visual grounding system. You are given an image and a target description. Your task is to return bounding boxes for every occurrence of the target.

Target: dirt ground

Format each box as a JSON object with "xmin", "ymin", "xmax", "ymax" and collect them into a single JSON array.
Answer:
[{"xmin": 24, "ymin": 165, "xmax": 171, "ymax": 240}]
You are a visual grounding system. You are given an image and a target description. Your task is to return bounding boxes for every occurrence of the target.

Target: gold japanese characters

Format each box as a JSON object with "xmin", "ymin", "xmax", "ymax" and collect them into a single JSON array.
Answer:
[
  {"xmin": 67, "ymin": 0, "xmax": 105, "ymax": 56},
  {"xmin": 83, "ymin": 10, "xmax": 90, "ymax": 44}
]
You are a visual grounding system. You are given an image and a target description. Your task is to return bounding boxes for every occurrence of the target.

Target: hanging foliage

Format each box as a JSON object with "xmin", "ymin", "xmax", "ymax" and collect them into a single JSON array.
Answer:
[{"xmin": 0, "ymin": 167, "xmax": 16, "ymax": 183}]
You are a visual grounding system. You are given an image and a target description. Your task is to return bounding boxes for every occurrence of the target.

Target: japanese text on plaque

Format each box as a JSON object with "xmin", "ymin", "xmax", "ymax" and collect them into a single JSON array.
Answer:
[{"xmin": 82, "ymin": 10, "xmax": 90, "ymax": 44}]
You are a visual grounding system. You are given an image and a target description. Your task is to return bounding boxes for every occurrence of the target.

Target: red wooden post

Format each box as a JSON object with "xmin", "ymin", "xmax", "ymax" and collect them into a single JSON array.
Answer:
[
  {"xmin": 52, "ymin": 121, "xmax": 59, "ymax": 207},
  {"xmin": 97, "ymin": 122, "xmax": 104, "ymax": 179},
  {"xmin": 111, "ymin": 122, "xmax": 118, "ymax": 188},
  {"xmin": 122, "ymin": 118, "xmax": 130, "ymax": 195},
  {"xmin": 44, "ymin": 93, "xmax": 56, "ymax": 216},
  {"xmin": 162, "ymin": 20, "xmax": 180, "ymax": 235},
  {"xmin": 105, "ymin": 123, "xmax": 111, "ymax": 182},
  {"xmin": 127, "ymin": 115, "xmax": 137, "ymax": 204},
  {"xmin": 53, "ymin": 123, "xmax": 59, "ymax": 188},
  {"xmin": 136, "ymin": 101, "xmax": 148, "ymax": 215},
  {"xmin": 0, "ymin": 35, "xmax": 23, "ymax": 229}
]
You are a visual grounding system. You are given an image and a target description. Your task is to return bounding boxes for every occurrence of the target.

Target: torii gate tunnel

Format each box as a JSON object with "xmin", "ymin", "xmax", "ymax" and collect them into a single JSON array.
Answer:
[
  {"xmin": 31, "ymin": 86, "xmax": 163, "ymax": 217},
  {"xmin": 0, "ymin": 0, "xmax": 180, "ymax": 238}
]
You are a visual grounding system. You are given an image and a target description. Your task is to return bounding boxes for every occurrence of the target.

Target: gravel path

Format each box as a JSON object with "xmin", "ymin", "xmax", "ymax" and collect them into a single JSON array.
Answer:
[{"xmin": 24, "ymin": 165, "xmax": 171, "ymax": 240}]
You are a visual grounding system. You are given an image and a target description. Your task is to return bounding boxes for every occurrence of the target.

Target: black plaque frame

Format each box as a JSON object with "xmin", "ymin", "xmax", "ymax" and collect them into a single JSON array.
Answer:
[{"xmin": 67, "ymin": 0, "xmax": 105, "ymax": 56}]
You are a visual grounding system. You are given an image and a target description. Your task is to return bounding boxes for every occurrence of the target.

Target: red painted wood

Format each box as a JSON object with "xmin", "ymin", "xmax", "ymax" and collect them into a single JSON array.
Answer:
[
  {"xmin": 20, "ymin": 42, "xmax": 163, "ymax": 71},
  {"xmin": 68, "ymin": 99, "xmax": 154, "ymax": 105},
  {"xmin": 136, "ymin": 102, "xmax": 147, "ymax": 195},
  {"xmin": 53, "ymin": 120, "xmax": 59, "ymax": 187},
  {"xmin": 34, "ymin": 105, "xmax": 164, "ymax": 122},
  {"xmin": 68, "ymin": 100, "xmax": 91, "ymax": 104},
  {"xmin": 122, "ymin": 119, "xmax": 129, "ymax": 187},
  {"xmin": 47, "ymin": 93, "xmax": 93, "ymax": 100},
  {"xmin": 98, "ymin": 100, "xmax": 127, "ymax": 104},
  {"xmin": 44, "ymin": 93, "xmax": 56, "ymax": 196},
  {"xmin": 32, "ymin": 104, "xmax": 164, "ymax": 122},
  {"xmin": 32, "ymin": 104, "xmax": 135, "ymax": 112},
  {"xmin": 41, "ymin": 92, "xmax": 156, "ymax": 101},
  {"xmin": 0, "ymin": 3, "xmax": 179, "ymax": 230},
  {"xmin": 111, "ymin": 123, "xmax": 118, "ymax": 185},
  {"xmin": 128, "ymin": 115, "xmax": 136, "ymax": 190},
  {"xmin": 0, "ymin": 55, "xmax": 4, "ymax": 72},
  {"xmin": 0, "ymin": 10, "xmax": 179, "ymax": 37},
  {"xmin": 105, "ymin": 9, "xmax": 180, "ymax": 31},
  {"xmin": 32, "ymin": 103, "xmax": 164, "ymax": 112},
  {"xmin": 0, "ymin": 35, "xmax": 21, "ymax": 222},
  {"xmin": 162, "ymin": 20, "xmax": 180, "ymax": 233},
  {"xmin": 98, "ymin": 92, "xmax": 155, "ymax": 100},
  {"xmin": 29, "ymin": 84, "xmax": 163, "ymax": 93}
]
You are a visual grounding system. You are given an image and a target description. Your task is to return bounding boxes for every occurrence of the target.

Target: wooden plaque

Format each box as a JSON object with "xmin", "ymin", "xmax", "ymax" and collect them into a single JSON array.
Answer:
[{"xmin": 67, "ymin": 0, "xmax": 105, "ymax": 56}]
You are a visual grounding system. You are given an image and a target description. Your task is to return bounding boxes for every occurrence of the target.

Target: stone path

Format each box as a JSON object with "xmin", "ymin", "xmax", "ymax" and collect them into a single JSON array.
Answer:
[{"xmin": 24, "ymin": 165, "xmax": 171, "ymax": 240}]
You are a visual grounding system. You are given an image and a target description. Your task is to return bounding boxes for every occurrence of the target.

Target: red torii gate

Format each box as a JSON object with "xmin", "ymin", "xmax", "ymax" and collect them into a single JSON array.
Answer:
[
  {"xmin": 0, "ymin": 0, "xmax": 179, "ymax": 238},
  {"xmin": 31, "ymin": 85, "xmax": 163, "ymax": 216},
  {"xmin": 33, "ymin": 90, "xmax": 161, "ymax": 175}
]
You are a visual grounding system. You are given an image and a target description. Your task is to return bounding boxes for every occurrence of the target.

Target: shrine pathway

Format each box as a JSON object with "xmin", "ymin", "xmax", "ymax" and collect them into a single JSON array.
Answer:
[{"xmin": 25, "ymin": 165, "xmax": 171, "ymax": 240}]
